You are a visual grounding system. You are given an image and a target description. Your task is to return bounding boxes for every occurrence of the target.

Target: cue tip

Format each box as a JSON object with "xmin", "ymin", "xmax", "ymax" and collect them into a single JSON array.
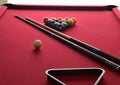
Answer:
[
  {"xmin": 14, "ymin": 15, "xmax": 23, "ymax": 19},
  {"xmin": 14, "ymin": 15, "xmax": 25, "ymax": 21},
  {"xmin": 14, "ymin": 14, "xmax": 21, "ymax": 18},
  {"xmin": 14, "ymin": 14, "xmax": 18, "ymax": 17}
]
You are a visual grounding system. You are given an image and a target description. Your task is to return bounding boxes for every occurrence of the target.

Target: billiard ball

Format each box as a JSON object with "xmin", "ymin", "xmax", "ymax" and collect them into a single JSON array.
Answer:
[
  {"xmin": 69, "ymin": 19, "xmax": 75, "ymax": 26},
  {"xmin": 71, "ymin": 18, "xmax": 76, "ymax": 24},
  {"xmin": 45, "ymin": 19, "xmax": 55, "ymax": 27},
  {"xmin": 53, "ymin": 22, "xmax": 60, "ymax": 29},
  {"xmin": 61, "ymin": 21, "xmax": 68, "ymax": 28},
  {"xmin": 43, "ymin": 17, "xmax": 49, "ymax": 23},
  {"xmin": 57, "ymin": 23, "xmax": 65, "ymax": 31},
  {"xmin": 33, "ymin": 39, "xmax": 42, "ymax": 49}
]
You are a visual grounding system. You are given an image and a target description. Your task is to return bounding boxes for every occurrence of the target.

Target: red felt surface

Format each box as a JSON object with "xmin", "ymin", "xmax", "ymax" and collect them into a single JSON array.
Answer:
[{"xmin": 0, "ymin": 5, "xmax": 120, "ymax": 85}]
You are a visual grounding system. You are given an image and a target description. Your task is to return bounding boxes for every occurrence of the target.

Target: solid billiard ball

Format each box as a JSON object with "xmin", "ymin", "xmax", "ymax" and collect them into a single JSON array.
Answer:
[
  {"xmin": 45, "ymin": 19, "xmax": 55, "ymax": 27},
  {"xmin": 57, "ymin": 23, "xmax": 65, "ymax": 31},
  {"xmin": 58, "ymin": 20, "xmax": 62, "ymax": 23},
  {"xmin": 52, "ymin": 22, "xmax": 60, "ymax": 29},
  {"xmin": 33, "ymin": 39, "xmax": 42, "ymax": 49},
  {"xmin": 44, "ymin": 17, "xmax": 49, "ymax": 23},
  {"xmin": 71, "ymin": 18, "xmax": 76, "ymax": 24},
  {"xmin": 61, "ymin": 22, "xmax": 68, "ymax": 27},
  {"xmin": 69, "ymin": 19, "xmax": 75, "ymax": 26}
]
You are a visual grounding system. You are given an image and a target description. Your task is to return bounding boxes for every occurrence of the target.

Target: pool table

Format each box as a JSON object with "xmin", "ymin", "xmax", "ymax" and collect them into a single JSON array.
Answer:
[{"xmin": 0, "ymin": 3, "xmax": 120, "ymax": 85}]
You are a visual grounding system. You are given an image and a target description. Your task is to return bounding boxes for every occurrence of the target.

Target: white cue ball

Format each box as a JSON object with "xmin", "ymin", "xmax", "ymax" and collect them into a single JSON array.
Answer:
[{"xmin": 33, "ymin": 39, "xmax": 42, "ymax": 49}]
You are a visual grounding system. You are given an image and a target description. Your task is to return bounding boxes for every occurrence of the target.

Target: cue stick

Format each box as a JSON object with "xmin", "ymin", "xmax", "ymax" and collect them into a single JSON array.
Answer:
[
  {"xmin": 15, "ymin": 15, "xmax": 120, "ymax": 71},
  {"xmin": 25, "ymin": 17, "xmax": 120, "ymax": 65}
]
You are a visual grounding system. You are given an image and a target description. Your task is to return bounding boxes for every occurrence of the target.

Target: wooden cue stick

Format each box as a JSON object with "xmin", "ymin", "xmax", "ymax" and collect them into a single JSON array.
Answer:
[
  {"xmin": 25, "ymin": 17, "xmax": 120, "ymax": 65},
  {"xmin": 15, "ymin": 15, "xmax": 120, "ymax": 71}
]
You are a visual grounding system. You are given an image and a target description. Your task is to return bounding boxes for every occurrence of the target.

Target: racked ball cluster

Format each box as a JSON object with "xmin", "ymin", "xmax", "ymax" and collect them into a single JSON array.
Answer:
[{"xmin": 44, "ymin": 17, "xmax": 76, "ymax": 31}]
